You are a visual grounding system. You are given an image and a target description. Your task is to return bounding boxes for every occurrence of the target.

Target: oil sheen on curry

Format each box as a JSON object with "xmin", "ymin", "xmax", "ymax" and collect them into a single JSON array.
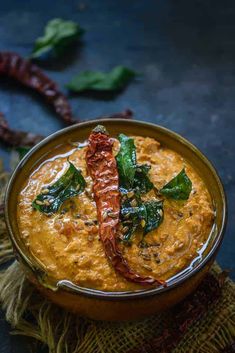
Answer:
[{"xmin": 17, "ymin": 126, "xmax": 214, "ymax": 291}]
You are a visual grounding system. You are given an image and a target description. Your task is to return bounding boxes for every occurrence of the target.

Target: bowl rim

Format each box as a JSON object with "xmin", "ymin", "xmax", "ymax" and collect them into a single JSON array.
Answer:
[{"xmin": 5, "ymin": 118, "xmax": 227, "ymax": 300}]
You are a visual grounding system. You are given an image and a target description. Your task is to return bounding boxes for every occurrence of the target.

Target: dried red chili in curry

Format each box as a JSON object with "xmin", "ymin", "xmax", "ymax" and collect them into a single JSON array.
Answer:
[{"xmin": 86, "ymin": 125, "xmax": 165, "ymax": 286}]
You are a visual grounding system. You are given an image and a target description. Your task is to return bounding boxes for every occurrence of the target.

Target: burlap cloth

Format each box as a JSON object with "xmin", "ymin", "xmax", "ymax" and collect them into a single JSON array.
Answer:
[{"xmin": 0, "ymin": 162, "xmax": 234, "ymax": 353}]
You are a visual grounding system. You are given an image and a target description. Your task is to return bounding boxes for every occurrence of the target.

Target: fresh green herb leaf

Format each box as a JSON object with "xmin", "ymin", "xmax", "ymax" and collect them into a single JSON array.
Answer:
[
  {"xmin": 117, "ymin": 133, "xmax": 163, "ymax": 243},
  {"xmin": 116, "ymin": 134, "xmax": 137, "ymax": 190},
  {"xmin": 120, "ymin": 199, "xmax": 163, "ymax": 242},
  {"xmin": 32, "ymin": 161, "xmax": 86, "ymax": 214},
  {"xmin": 160, "ymin": 168, "xmax": 192, "ymax": 200},
  {"xmin": 16, "ymin": 146, "xmax": 31, "ymax": 159},
  {"xmin": 142, "ymin": 200, "xmax": 163, "ymax": 235},
  {"xmin": 121, "ymin": 204, "xmax": 145, "ymax": 242},
  {"xmin": 134, "ymin": 164, "xmax": 154, "ymax": 194},
  {"xmin": 31, "ymin": 18, "xmax": 84, "ymax": 59},
  {"xmin": 66, "ymin": 66, "xmax": 136, "ymax": 92},
  {"xmin": 10, "ymin": 146, "xmax": 31, "ymax": 171},
  {"xmin": 116, "ymin": 134, "xmax": 153, "ymax": 193}
]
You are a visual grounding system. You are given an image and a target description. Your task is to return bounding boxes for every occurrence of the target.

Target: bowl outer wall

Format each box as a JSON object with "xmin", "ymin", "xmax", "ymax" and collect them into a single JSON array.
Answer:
[{"xmin": 4, "ymin": 119, "xmax": 227, "ymax": 303}]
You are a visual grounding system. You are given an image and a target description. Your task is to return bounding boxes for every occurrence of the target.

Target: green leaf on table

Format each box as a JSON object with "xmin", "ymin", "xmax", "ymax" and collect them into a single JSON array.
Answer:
[
  {"xmin": 32, "ymin": 161, "xmax": 86, "ymax": 214},
  {"xmin": 10, "ymin": 146, "xmax": 31, "ymax": 171},
  {"xmin": 160, "ymin": 168, "xmax": 192, "ymax": 200},
  {"xmin": 16, "ymin": 146, "xmax": 31, "ymax": 159},
  {"xmin": 31, "ymin": 18, "xmax": 84, "ymax": 59},
  {"xmin": 66, "ymin": 66, "xmax": 137, "ymax": 92}
]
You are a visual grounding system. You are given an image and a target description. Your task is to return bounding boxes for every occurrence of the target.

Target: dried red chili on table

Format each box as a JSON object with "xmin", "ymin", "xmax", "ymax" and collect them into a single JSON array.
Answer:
[
  {"xmin": 0, "ymin": 110, "xmax": 133, "ymax": 148},
  {"xmin": 0, "ymin": 112, "xmax": 43, "ymax": 147},
  {"xmin": 0, "ymin": 52, "xmax": 75, "ymax": 125},
  {"xmin": 86, "ymin": 125, "xmax": 165, "ymax": 286},
  {"xmin": 98, "ymin": 109, "xmax": 133, "ymax": 120},
  {"xmin": 0, "ymin": 51, "xmax": 133, "ymax": 145}
]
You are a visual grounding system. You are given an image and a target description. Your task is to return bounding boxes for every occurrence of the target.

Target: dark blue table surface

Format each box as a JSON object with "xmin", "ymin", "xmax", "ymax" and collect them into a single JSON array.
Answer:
[{"xmin": 0, "ymin": 1, "xmax": 234, "ymax": 352}]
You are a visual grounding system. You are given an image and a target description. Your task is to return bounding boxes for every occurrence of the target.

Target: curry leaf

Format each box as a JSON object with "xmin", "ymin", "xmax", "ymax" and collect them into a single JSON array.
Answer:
[
  {"xmin": 117, "ymin": 134, "xmax": 162, "ymax": 242},
  {"xmin": 121, "ymin": 204, "xmax": 146, "ymax": 242},
  {"xmin": 66, "ymin": 66, "xmax": 136, "ymax": 92},
  {"xmin": 142, "ymin": 200, "xmax": 163, "ymax": 235},
  {"xmin": 31, "ymin": 18, "xmax": 84, "ymax": 59},
  {"xmin": 160, "ymin": 168, "xmax": 192, "ymax": 200},
  {"xmin": 116, "ymin": 134, "xmax": 153, "ymax": 193},
  {"xmin": 16, "ymin": 146, "xmax": 31, "ymax": 159},
  {"xmin": 134, "ymin": 164, "xmax": 154, "ymax": 194},
  {"xmin": 120, "ymin": 200, "xmax": 163, "ymax": 242},
  {"xmin": 32, "ymin": 161, "xmax": 86, "ymax": 214},
  {"xmin": 10, "ymin": 146, "xmax": 31, "ymax": 171},
  {"xmin": 116, "ymin": 134, "xmax": 137, "ymax": 190}
]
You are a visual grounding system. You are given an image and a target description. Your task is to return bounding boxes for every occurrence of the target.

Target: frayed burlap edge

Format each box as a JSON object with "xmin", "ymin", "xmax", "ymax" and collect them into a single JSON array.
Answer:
[
  {"xmin": 0, "ymin": 261, "xmax": 162, "ymax": 353},
  {"xmin": 0, "ymin": 164, "xmax": 235, "ymax": 353},
  {"xmin": 0, "ymin": 161, "xmax": 13, "ymax": 265}
]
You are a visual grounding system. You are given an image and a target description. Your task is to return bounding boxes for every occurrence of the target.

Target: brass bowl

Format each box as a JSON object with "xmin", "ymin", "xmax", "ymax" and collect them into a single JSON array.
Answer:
[{"xmin": 5, "ymin": 119, "xmax": 227, "ymax": 321}]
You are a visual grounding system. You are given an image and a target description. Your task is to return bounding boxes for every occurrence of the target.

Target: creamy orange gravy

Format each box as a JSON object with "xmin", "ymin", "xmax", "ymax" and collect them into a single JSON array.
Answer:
[{"xmin": 17, "ymin": 136, "xmax": 214, "ymax": 291}]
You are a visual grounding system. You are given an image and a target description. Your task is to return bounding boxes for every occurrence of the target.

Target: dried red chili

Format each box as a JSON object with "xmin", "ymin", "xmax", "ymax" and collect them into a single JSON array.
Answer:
[
  {"xmin": 86, "ymin": 125, "xmax": 165, "ymax": 286},
  {"xmin": 0, "ymin": 52, "xmax": 75, "ymax": 125},
  {"xmin": 0, "ymin": 112, "xmax": 43, "ymax": 147},
  {"xmin": 98, "ymin": 109, "xmax": 133, "ymax": 120},
  {"xmin": 0, "ymin": 109, "xmax": 133, "ymax": 148}
]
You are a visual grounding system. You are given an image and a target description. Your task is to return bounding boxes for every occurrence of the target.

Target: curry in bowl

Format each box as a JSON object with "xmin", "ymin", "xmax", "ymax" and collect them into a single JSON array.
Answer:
[{"xmin": 17, "ymin": 125, "xmax": 214, "ymax": 292}]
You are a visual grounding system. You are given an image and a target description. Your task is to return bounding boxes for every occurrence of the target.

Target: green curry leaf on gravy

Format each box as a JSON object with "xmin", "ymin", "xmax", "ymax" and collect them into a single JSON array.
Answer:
[
  {"xmin": 66, "ymin": 66, "xmax": 137, "ymax": 92},
  {"xmin": 134, "ymin": 164, "xmax": 154, "ymax": 194},
  {"xmin": 116, "ymin": 133, "xmax": 153, "ymax": 193},
  {"xmin": 117, "ymin": 133, "xmax": 162, "ymax": 243},
  {"xmin": 160, "ymin": 168, "xmax": 192, "ymax": 200},
  {"xmin": 116, "ymin": 133, "xmax": 137, "ymax": 190},
  {"xmin": 121, "ymin": 204, "xmax": 145, "ymax": 242},
  {"xmin": 32, "ymin": 161, "xmax": 86, "ymax": 214},
  {"xmin": 142, "ymin": 200, "xmax": 163, "ymax": 235},
  {"xmin": 31, "ymin": 18, "xmax": 84, "ymax": 59},
  {"xmin": 121, "ymin": 200, "xmax": 164, "ymax": 242}
]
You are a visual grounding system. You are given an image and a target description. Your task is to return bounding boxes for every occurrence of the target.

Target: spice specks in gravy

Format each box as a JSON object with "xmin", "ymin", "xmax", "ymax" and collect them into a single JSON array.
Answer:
[{"xmin": 17, "ymin": 133, "xmax": 214, "ymax": 291}]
